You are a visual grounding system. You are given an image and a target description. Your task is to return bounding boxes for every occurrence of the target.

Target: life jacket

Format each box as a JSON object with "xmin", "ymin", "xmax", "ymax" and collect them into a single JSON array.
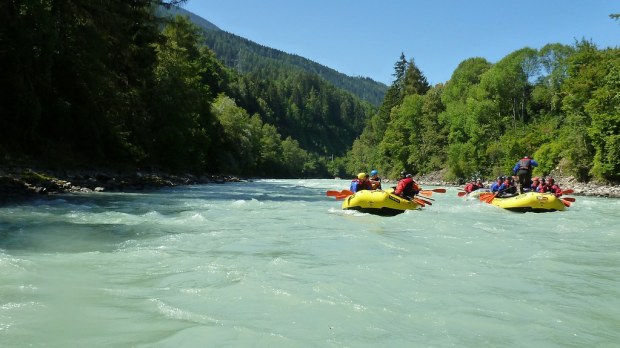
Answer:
[
  {"xmin": 518, "ymin": 158, "xmax": 532, "ymax": 171},
  {"xmin": 395, "ymin": 177, "xmax": 419, "ymax": 198},
  {"xmin": 464, "ymin": 183, "xmax": 475, "ymax": 193},
  {"xmin": 370, "ymin": 176, "xmax": 382, "ymax": 190}
]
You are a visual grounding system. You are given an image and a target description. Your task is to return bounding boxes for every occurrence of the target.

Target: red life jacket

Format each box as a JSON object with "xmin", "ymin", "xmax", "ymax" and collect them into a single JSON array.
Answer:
[{"xmin": 464, "ymin": 183, "xmax": 475, "ymax": 193}]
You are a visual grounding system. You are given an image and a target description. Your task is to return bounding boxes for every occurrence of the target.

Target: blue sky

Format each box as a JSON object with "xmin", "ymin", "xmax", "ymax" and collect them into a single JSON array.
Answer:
[{"xmin": 183, "ymin": 0, "xmax": 618, "ymax": 86}]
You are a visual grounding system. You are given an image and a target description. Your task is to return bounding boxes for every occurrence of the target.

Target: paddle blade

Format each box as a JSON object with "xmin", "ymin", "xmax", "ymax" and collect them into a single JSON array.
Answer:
[
  {"xmin": 479, "ymin": 193, "xmax": 495, "ymax": 203},
  {"xmin": 561, "ymin": 199, "xmax": 571, "ymax": 207},
  {"xmin": 457, "ymin": 191, "xmax": 467, "ymax": 197},
  {"xmin": 419, "ymin": 190, "xmax": 433, "ymax": 197},
  {"xmin": 431, "ymin": 188, "xmax": 447, "ymax": 193},
  {"xmin": 413, "ymin": 198, "xmax": 427, "ymax": 206},
  {"xmin": 562, "ymin": 197, "xmax": 576, "ymax": 202},
  {"xmin": 326, "ymin": 190, "xmax": 340, "ymax": 197},
  {"xmin": 561, "ymin": 189, "xmax": 574, "ymax": 195},
  {"xmin": 340, "ymin": 189, "xmax": 354, "ymax": 196}
]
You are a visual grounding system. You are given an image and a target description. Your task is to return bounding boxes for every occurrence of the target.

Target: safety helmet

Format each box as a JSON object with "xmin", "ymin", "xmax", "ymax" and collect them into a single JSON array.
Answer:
[
  {"xmin": 476, "ymin": 178, "xmax": 482, "ymax": 182},
  {"xmin": 547, "ymin": 176, "xmax": 554, "ymax": 182},
  {"xmin": 533, "ymin": 177, "xmax": 540, "ymax": 181},
  {"xmin": 370, "ymin": 170, "xmax": 378, "ymax": 176},
  {"xmin": 497, "ymin": 176, "xmax": 504, "ymax": 181},
  {"xmin": 400, "ymin": 170, "xmax": 408, "ymax": 178},
  {"xmin": 357, "ymin": 172, "xmax": 367, "ymax": 180}
]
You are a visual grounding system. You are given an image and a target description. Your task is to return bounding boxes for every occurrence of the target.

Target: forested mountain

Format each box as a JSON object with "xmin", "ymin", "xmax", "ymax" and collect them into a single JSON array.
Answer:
[
  {"xmin": 0, "ymin": 1, "xmax": 376, "ymax": 178},
  {"xmin": 165, "ymin": 7, "xmax": 388, "ymax": 106}
]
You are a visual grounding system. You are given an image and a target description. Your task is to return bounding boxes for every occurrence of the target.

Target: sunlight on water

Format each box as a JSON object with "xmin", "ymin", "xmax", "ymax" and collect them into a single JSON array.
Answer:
[{"xmin": 1, "ymin": 179, "xmax": 619, "ymax": 347}]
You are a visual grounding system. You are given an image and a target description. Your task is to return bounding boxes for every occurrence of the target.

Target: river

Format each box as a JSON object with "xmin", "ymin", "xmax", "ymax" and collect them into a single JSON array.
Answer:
[{"xmin": 1, "ymin": 179, "xmax": 619, "ymax": 347}]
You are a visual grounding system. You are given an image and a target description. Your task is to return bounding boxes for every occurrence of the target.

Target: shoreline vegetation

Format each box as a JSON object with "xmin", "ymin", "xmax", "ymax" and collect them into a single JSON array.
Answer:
[{"xmin": 1, "ymin": 167, "xmax": 618, "ymax": 203}]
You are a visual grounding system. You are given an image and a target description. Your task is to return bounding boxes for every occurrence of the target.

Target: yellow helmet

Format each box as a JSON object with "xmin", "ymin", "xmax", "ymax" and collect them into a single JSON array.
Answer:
[{"xmin": 357, "ymin": 172, "xmax": 367, "ymax": 180}]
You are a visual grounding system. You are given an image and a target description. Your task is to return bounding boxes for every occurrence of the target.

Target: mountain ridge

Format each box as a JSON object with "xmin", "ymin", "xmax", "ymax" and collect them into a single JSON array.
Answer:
[{"xmin": 168, "ymin": 6, "xmax": 388, "ymax": 105}]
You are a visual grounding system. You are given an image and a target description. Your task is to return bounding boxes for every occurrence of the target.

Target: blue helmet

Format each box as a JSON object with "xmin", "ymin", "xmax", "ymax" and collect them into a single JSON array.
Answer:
[{"xmin": 370, "ymin": 170, "xmax": 378, "ymax": 176}]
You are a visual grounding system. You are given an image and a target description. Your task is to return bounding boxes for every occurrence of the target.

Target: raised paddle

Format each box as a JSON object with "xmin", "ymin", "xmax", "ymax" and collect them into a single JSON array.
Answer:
[{"xmin": 561, "ymin": 189, "xmax": 574, "ymax": 195}]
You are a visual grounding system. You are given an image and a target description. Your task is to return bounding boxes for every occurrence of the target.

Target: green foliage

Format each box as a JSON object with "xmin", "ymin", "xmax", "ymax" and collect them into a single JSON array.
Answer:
[
  {"xmin": 2, "ymin": 3, "xmax": 618, "ymax": 183},
  {"xmin": 344, "ymin": 42, "xmax": 619, "ymax": 184}
]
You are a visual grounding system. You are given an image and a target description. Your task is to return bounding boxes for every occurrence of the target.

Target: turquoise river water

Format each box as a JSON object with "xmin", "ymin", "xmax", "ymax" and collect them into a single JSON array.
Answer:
[{"xmin": 1, "ymin": 179, "xmax": 619, "ymax": 347}]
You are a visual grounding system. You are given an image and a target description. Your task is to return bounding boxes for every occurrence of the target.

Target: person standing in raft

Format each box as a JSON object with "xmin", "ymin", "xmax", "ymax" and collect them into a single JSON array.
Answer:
[
  {"xmin": 350, "ymin": 172, "xmax": 372, "ymax": 193},
  {"xmin": 393, "ymin": 171, "xmax": 420, "ymax": 200},
  {"xmin": 369, "ymin": 170, "xmax": 382, "ymax": 190},
  {"xmin": 513, "ymin": 156, "xmax": 539, "ymax": 194}
]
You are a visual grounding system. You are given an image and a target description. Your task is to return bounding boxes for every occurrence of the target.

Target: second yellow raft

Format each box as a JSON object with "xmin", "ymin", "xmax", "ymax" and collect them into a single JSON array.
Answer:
[{"xmin": 490, "ymin": 192, "xmax": 566, "ymax": 212}]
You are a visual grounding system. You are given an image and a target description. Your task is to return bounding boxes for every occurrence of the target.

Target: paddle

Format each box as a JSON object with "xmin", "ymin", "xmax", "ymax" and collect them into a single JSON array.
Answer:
[
  {"xmin": 457, "ymin": 191, "xmax": 467, "ymax": 197},
  {"xmin": 561, "ymin": 199, "xmax": 571, "ymax": 207},
  {"xmin": 414, "ymin": 198, "xmax": 428, "ymax": 206},
  {"xmin": 408, "ymin": 194, "xmax": 432, "ymax": 206},
  {"xmin": 562, "ymin": 197, "xmax": 576, "ymax": 202},
  {"xmin": 479, "ymin": 192, "xmax": 496, "ymax": 203},
  {"xmin": 326, "ymin": 189, "xmax": 354, "ymax": 197},
  {"xmin": 561, "ymin": 189, "xmax": 574, "ymax": 195}
]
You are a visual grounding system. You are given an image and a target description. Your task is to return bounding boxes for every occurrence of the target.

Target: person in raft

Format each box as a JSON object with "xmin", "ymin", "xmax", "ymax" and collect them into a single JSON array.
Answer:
[
  {"xmin": 513, "ymin": 155, "xmax": 539, "ymax": 194},
  {"xmin": 539, "ymin": 176, "xmax": 563, "ymax": 197},
  {"xmin": 531, "ymin": 177, "xmax": 542, "ymax": 192},
  {"xmin": 369, "ymin": 169, "xmax": 382, "ymax": 190},
  {"xmin": 393, "ymin": 171, "xmax": 420, "ymax": 200},
  {"xmin": 350, "ymin": 172, "xmax": 372, "ymax": 193},
  {"xmin": 464, "ymin": 178, "xmax": 484, "ymax": 193},
  {"xmin": 491, "ymin": 176, "xmax": 505, "ymax": 193}
]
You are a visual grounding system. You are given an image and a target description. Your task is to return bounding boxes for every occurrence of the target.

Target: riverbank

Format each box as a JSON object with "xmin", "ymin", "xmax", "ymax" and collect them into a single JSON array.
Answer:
[
  {"xmin": 2, "ymin": 167, "xmax": 619, "ymax": 201},
  {"xmin": 414, "ymin": 169, "xmax": 620, "ymax": 198},
  {"xmin": 0, "ymin": 167, "xmax": 242, "ymax": 201}
]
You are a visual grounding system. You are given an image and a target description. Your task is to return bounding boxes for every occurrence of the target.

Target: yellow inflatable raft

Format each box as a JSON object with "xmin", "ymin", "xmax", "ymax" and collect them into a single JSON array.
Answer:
[
  {"xmin": 342, "ymin": 190, "xmax": 422, "ymax": 216},
  {"xmin": 490, "ymin": 192, "xmax": 566, "ymax": 212}
]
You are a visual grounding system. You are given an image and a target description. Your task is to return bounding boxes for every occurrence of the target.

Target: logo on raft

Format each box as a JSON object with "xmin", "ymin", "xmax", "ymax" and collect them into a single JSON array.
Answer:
[{"xmin": 388, "ymin": 195, "xmax": 401, "ymax": 203}]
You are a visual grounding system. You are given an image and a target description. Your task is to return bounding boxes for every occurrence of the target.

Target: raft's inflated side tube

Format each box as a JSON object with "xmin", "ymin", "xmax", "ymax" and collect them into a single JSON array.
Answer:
[
  {"xmin": 342, "ymin": 190, "xmax": 422, "ymax": 216},
  {"xmin": 466, "ymin": 189, "xmax": 491, "ymax": 200},
  {"xmin": 490, "ymin": 192, "xmax": 565, "ymax": 212}
]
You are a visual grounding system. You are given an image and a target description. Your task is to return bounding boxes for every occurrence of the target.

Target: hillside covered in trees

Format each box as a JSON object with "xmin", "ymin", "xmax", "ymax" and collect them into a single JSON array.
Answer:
[
  {"xmin": 0, "ymin": 1, "xmax": 376, "ymax": 178},
  {"xmin": 341, "ymin": 40, "xmax": 619, "ymax": 183},
  {"xmin": 1, "ymin": 2, "xmax": 618, "ymax": 185}
]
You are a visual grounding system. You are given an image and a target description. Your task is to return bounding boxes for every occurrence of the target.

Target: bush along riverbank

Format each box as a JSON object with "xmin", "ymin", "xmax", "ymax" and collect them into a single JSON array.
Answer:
[{"xmin": 0, "ymin": 167, "xmax": 243, "ymax": 199}]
